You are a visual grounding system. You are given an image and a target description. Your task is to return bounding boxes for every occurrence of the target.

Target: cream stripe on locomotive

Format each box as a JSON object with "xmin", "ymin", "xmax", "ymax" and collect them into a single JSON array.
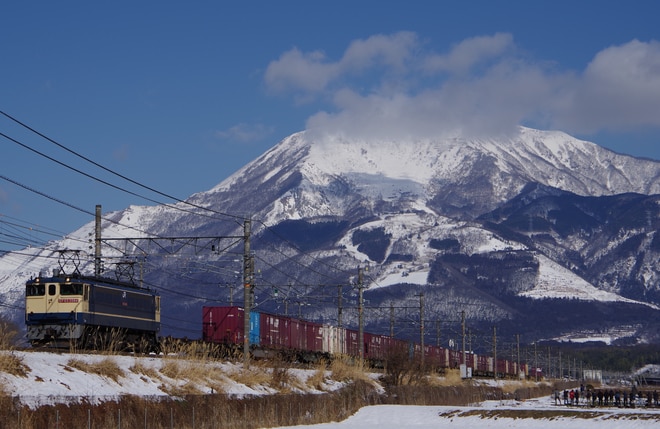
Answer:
[{"xmin": 85, "ymin": 311, "xmax": 161, "ymax": 323}]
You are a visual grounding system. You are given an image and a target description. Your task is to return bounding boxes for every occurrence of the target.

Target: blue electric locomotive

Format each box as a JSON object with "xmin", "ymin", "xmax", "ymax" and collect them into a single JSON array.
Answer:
[{"xmin": 25, "ymin": 271, "xmax": 160, "ymax": 351}]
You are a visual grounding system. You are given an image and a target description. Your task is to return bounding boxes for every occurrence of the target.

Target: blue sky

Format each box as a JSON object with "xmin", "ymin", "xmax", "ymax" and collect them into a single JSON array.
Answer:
[{"xmin": 1, "ymin": 1, "xmax": 660, "ymax": 251}]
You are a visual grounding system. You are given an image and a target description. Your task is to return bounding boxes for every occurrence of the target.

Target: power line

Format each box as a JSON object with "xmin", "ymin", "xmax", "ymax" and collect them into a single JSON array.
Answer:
[
  {"xmin": 2, "ymin": 112, "xmax": 348, "ymax": 284},
  {"xmin": 2, "ymin": 120, "xmax": 339, "ymax": 281},
  {"xmin": 1, "ymin": 110, "xmax": 244, "ymax": 222},
  {"xmin": 0, "ymin": 111, "xmax": 398, "ymax": 320}
]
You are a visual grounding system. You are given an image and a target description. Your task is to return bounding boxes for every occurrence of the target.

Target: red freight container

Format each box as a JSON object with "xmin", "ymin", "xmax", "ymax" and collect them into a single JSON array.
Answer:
[
  {"xmin": 448, "ymin": 349, "xmax": 462, "ymax": 368},
  {"xmin": 381, "ymin": 336, "xmax": 404, "ymax": 359},
  {"xmin": 464, "ymin": 352, "xmax": 475, "ymax": 370},
  {"xmin": 202, "ymin": 306, "xmax": 244, "ymax": 344},
  {"xmin": 345, "ymin": 329, "xmax": 359, "ymax": 356},
  {"xmin": 497, "ymin": 358, "xmax": 509, "ymax": 376},
  {"xmin": 475, "ymin": 354, "xmax": 490, "ymax": 375},
  {"xmin": 290, "ymin": 317, "xmax": 323, "ymax": 352},
  {"xmin": 288, "ymin": 319, "xmax": 307, "ymax": 350},
  {"xmin": 418, "ymin": 344, "xmax": 447, "ymax": 367},
  {"xmin": 363, "ymin": 332, "xmax": 374, "ymax": 359},
  {"xmin": 261, "ymin": 312, "xmax": 291, "ymax": 348},
  {"xmin": 289, "ymin": 318, "xmax": 304, "ymax": 350},
  {"xmin": 303, "ymin": 319, "xmax": 324, "ymax": 353}
]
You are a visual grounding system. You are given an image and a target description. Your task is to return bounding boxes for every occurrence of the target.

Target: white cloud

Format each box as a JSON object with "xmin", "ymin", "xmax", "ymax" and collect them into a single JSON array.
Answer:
[
  {"xmin": 422, "ymin": 32, "xmax": 515, "ymax": 75},
  {"xmin": 340, "ymin": 31, "xmax": 418, "ymax": 73},
  {"xmin": 264, "ymin": 48, "xmax": 338, "ymax": 94},
  {"xmin": 265, "ymin": 33, "xmax": 660, "ymax": 141},
  {"xmin": 553, "ymin": 39, "xmax": 660, "ymax": 133},
  {"xmin": 264, "ymin": 32, "xmax": 417, "ymax": 96}
]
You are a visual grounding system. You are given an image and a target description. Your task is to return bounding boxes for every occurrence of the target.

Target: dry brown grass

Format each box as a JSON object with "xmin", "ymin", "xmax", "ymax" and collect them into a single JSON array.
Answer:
[
  {"xmin": 128, "ymin": 360, "xmax": 160, "ymax": 380},
  {"xmin": 500, "ymin": 378, "xmax": 543, "ymax": 394},
  {"xmin": 3, "ymin": 379, "xmax": 379, "ymax": 429},
  {"xmin": 158, "ymin": 380, "xmax": 203, "ymax": 396},
  {"xmin": 160, "ymin": 338, "xmax": 221, "ymax": 360},
  {"xmin": 306, "ymin": 359, "xmax": 329, "ymax": 390},
  {"xmin": 329, "ymin": 355, "xmax": 372, "ymax": 383},
  {"xmin": 159, "ymin": 360, "xmax": 183, "ymax": 379},
  {"xmin": 66, "ymin": 357, "xmax": 124, "ymax": 383},
  {"xmin": 426, "ymin": 368, "xmax": 463, "ymax": 386},
  {"xmin": 229, "ymin": 361, "xmax": 273, "ymax": 388},
  {"xmin": 0, "ymin": 319, "xmax": 20, "ymax": 350},
  {"xmin": 0, "ymin": 352, "xmax": 30, "ymax": 377},
  {"xmin": 160, "ymin": 360, "xmax": 207, "ymax": 382},
  {"xmin": 158, "ymin": 359, "xmax": 228, "ymax": 395},
  {"xmin": 0, "ymin": 326, "xmax": 31, "ymax": 392},
  {"xmin": 269, "ymin": 366, "xmax": 293, "ymax": 392}
]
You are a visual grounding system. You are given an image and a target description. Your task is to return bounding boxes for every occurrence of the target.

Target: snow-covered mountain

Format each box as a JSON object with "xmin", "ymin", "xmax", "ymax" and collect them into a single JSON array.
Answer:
[
  {"xmin": 199, "ymin": 126, "xmax": 660, "ymax": 221},
  {"xmin": 2, "ymin": 126, "xmax": 660, "ymax": 347}
]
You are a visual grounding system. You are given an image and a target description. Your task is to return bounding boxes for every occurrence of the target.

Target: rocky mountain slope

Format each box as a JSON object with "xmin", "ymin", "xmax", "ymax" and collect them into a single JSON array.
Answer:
[{"xmin": 2, "ymin": 126, "xmax": 660, "ymax": 348}]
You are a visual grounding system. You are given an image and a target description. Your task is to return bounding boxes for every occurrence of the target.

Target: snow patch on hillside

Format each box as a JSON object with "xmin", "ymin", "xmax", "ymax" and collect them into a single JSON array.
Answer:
[{"xmin": 523, "ymin": 255, "xmax": 658, "ymax": 309}]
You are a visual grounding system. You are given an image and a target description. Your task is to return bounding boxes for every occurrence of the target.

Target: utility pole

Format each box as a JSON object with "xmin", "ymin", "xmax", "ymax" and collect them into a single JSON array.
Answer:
[
  {"xmin": 493, "ymin": 326, "xmax": 497, "ymax": 380},
  {"xmin": 390, "ymin": 303, "xmax": 395, "ymax": 338},
  {"xmin": 580, "ymin": 360, "xmax": 583, "ymax": 382},
  {"xmin": 243, "ymin": 219, "xmax": 253, "ymax": 368},
  {"xmin": 358, "ymin": 266, "xmax": 365, "ymax": 363},
  {"xmin": 337, "ymin": 284, "xmax": 343, "ymax": 328},
  {"xmin": 468, "ymin": 328, "xmax": 472, "ymax": 353},
  {"xmin": 534, "ymin": 342, "xmax": 538, "ymax": 382},
  {"xmin": 461, "ymin": 310, "xmax": 466, "ymax": 365},
  {"xmin": 419, "ymin": 293, "xmax": 425, "ymax": 366},
  {"xmin": 228, "ymin": 283, "xmax": 234, "ymax": 306},
  {"xmin": 516, "ymin": 334, "xmax": 520, "ymax": 378},
  {"xmin": 94, "ymin": 205, "xmax": 102, "ymax": 277}
]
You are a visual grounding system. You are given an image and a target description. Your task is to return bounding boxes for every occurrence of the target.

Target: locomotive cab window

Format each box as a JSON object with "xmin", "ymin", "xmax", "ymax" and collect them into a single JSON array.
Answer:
[
  {"xmin": 60, "ymin": 283, "xmax": 83, "ymax": 295},
  {"xmin": 26, "ymin": 284, "xmax": 45, "ymax": 296},
  {"xmin": 48, "ymin": 284, "xmax": 57, "ymax": 296}
]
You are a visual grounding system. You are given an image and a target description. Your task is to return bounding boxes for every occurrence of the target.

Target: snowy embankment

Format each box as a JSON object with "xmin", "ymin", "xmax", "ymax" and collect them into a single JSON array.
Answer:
[
  {"xmin": 2, "ymin": 350, "xmax": 659, "ymax": 428},
  {"xmin": 0, "ymin": 350, "xmax": 347, "ymax": 409}
]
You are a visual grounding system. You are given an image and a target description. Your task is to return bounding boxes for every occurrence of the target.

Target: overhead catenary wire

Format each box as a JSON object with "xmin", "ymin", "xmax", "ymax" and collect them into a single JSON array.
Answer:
[
  {"xmin": 1, "ymin": 111, "xmax": 355, "ymax": 289},
  {"xmin": 2, "ymin": 110, "xmax": 361, "ymax": 285},
  {"xmin": 1, "ymin": 110, "xmax": 446, "ymax": 339},
  {"xmin": 1, "ymin": 110, "xmax": 244, "ymax": 222}
]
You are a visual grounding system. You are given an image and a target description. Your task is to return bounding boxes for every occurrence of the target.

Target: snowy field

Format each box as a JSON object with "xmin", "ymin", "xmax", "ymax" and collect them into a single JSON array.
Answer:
[
  {"xmin": 273, "ymin": 399, "xmax": 660, "ymax": 428},
  {"xmin": 2, "ymin": 351, "xmax": 659, "ymax": 428}
]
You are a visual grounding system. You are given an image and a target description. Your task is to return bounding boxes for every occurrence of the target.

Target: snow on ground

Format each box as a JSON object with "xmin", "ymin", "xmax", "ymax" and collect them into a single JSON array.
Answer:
[
  {"xmin": 3, "ymin": 350, "xmax": 659, "ymax": 428},
  {"xmin": 273, "ymin": 398, "xmax": 660, "ymax": 428},
  {"xmin": 0, "ymin": 350, "xmax": 344, "ymax": 409}
]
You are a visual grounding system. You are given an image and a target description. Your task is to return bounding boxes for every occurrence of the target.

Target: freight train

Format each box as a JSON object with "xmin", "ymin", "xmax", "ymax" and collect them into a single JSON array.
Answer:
[
  {"xmin": 25, "ymin": 271, "xmax": 160, "ymax": 351},
  {"xmin": 202, "ymin": 306, "xmax": 528, "ymax": 379}
]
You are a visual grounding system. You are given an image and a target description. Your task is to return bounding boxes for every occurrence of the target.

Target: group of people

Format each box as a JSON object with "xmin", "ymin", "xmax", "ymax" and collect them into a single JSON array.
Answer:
[{"xmin": 553, "ymin": 384, "xmax": 659, "ymax": 408}]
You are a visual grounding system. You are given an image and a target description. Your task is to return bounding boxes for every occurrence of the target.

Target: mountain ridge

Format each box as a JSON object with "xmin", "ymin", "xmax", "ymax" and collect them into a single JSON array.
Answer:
[
  {"xmin": 2, "ymin": 126, "xmax": 660, "ymax": 346},
  {"xmin": 198, "ymin": 127, "xmax": 660, "ymax": 228}
]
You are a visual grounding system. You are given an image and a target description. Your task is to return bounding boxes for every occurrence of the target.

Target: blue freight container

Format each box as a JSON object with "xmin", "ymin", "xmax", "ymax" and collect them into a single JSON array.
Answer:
[{"xmin": 249, "ymin": 310, "xmax": 260, "ymax": 345}]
